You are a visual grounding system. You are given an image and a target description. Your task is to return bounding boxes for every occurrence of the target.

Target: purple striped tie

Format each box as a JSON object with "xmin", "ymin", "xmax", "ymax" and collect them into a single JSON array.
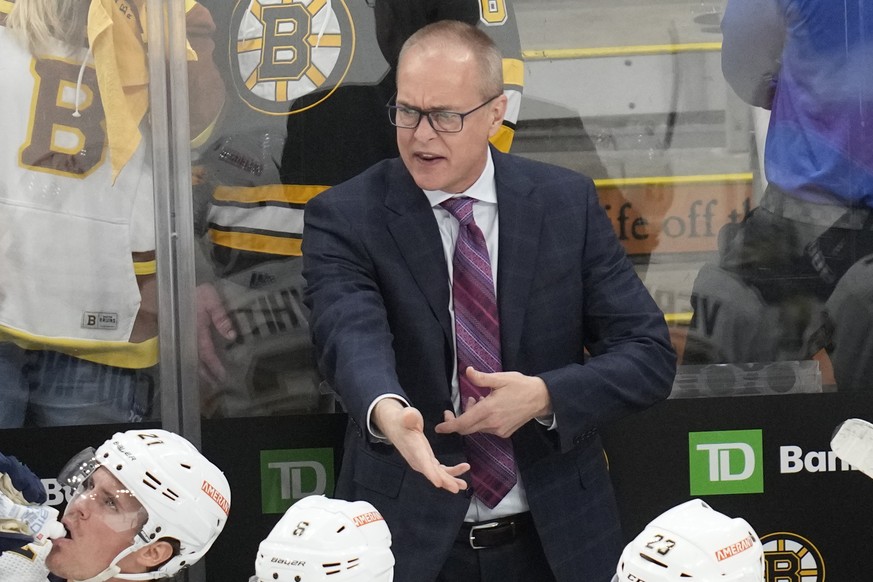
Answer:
[{"xmin": 441, "ymin": 196, "xmax": 517, "ymax": 508}]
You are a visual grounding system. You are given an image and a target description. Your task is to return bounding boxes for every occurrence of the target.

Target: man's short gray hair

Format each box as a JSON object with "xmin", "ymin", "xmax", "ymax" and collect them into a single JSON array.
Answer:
[{"xmin": 398, "ymin": 20, "xmax": 503, "ymax": 100}]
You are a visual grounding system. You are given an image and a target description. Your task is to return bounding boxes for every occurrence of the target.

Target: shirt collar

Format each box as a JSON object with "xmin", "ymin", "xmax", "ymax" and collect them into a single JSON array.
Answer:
[{"xmin": 423, "ymin": 148, "xmax": 496, "ymax": 208}]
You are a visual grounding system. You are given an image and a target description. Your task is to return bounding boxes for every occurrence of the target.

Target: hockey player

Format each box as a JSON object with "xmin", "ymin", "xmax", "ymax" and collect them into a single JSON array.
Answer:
[
  {"xmin": 250, "ymin": 495, "xmax": 394, "ymax": 582},
  {"xmin": 0, "ymin": 0, "xmax": 225, "ymax": 427},
  {"xmin": 613, "ymin": 499, "xmax": 764, "ymax": 582},
  {"xmin": 0, "ymin": 429, "xmax": 231, "ymax": 582},
  {"xmin": 194, "ymin": 0, "xmax": 524, "ymax": 417}
]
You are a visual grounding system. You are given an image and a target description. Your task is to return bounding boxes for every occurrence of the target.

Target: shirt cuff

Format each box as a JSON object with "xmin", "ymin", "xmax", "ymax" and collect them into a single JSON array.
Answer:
[
  {"xmin": 366, "ymin": 394, "xmax": 411, "ymax": 443},
  {"xmin": 536, "ymin": 414, "xmax": 557, "ymax": 430}
]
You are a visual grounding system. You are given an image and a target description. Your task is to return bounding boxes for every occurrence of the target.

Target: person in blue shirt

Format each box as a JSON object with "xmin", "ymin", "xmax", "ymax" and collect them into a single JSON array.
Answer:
[{"xmin": 685, "ymin": 0, "xmax": 873, "ymax": 392}]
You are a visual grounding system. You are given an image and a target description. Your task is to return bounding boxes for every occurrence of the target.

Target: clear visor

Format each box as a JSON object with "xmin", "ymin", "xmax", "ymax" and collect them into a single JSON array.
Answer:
[
  {"xmin": 58, "ymin": 447, "xmax": 100, "ymax": 490},
  {"xmin": 59, "ymin": 448, "xmax": 148, "ymax": 534}
]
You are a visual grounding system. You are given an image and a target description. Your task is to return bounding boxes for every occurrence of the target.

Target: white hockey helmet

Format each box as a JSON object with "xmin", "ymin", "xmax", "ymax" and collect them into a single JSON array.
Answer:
[
  {"xmin": 613, "ymin": 499, "xmax": 763, "ymax": 582},
  {"xmin": 59, "ymin": 429, "xmax": 231, "ymax": 581},
  {"xmin": 254, "ymin": 495, "xmax": 394, "ymax": 582}
]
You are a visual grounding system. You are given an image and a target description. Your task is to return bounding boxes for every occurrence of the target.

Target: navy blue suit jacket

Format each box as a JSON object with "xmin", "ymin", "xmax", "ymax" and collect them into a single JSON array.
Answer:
[{"xmin": 302, "ymin": 149, "xmax": 676, "ymax": 582}]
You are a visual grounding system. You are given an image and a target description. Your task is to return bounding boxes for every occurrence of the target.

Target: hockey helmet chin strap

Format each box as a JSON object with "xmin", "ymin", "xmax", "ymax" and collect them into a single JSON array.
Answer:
[{"xmin": 72, "ymin": 537, "xmax": 176, "ymax": 582}]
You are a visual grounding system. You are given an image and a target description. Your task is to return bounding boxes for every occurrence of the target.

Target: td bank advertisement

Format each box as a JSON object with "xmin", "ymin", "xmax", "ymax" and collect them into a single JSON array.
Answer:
[
  {"xmin": 684, "ymin": 427, "xmax": 860, "ymax": 581},
  {"xmin": 688, "ymin": 428, "xmax": 859, "ymax": 497},
  {"xmin": 602, "ymin": 395, "xmax": 873, "ymax": 582}
]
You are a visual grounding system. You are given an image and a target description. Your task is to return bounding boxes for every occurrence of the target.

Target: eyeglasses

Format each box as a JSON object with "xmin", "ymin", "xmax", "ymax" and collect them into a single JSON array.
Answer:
[{"xmin": 387, "ymin": 94, "xmax": 502, "ymax": 133}]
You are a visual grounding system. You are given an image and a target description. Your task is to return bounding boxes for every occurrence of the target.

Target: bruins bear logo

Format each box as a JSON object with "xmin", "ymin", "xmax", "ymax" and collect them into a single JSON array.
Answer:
[{"xmin": 230, "ymin": 0, "xmax": 355, "ymax": 115}]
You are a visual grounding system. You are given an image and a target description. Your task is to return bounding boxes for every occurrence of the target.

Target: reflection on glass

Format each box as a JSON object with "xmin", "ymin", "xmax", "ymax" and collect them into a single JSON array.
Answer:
[
  {"xmin": 511, "ymin": 0, "xmax": 871, "ymax": 396},
  {"xmin": 194, "ymin": 0, "xmax": 524, "ymax": 417},
  {"xmin": 0, "ymin": 0, "xmax": 224, "ymax": 427},
  {"xmin": 685, "ymin": 0, "xmax": 873, "ymax": 394}
]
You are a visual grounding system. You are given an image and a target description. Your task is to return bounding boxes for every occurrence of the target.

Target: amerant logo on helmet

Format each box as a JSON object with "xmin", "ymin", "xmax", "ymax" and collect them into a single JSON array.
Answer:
[
  {"xmin": 714, "ymin": 535, "xmax": 755, "ymax": 561},
  {"xmin": 201, "ymin": 480, "xmax": 230, "ymax": 515},
  {"xmin": 353, "ymin": 511, "xmax": 384, "ymax": 527}
]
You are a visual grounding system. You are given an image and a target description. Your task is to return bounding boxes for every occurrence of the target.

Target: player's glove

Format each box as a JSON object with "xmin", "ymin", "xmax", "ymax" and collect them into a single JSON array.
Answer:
[
  {"xmin": 0, "ymin": 452, "xmax": 46, "ymax": 505},
  {"xmin": 0, "ymin": 453, "xmax": 65, "ymax": 553}
]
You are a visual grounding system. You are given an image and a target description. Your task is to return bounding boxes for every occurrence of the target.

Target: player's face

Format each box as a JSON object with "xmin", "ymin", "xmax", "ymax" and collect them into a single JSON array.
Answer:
[
  {"xmin": 395, "ymin": 44, "xmax": 506, "ymax": 194},
  {"xmin": 47, "ymin": 467, "xmax": 146, "ymax": 580}
]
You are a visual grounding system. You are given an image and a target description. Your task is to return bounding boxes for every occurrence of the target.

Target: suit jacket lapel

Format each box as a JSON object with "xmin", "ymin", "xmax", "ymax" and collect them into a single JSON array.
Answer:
[
  {"xmin": 384, "ymin": 161, "xmax": 454, "ymax": 345},
  {"xmin": 494, "ymin": 150, "xmax": 543, "ymax": 369}
]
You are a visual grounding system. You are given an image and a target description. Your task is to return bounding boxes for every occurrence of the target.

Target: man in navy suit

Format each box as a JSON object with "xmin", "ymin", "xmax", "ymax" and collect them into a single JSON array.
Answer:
[{"xmin": 302, "ymin": 20, "xmax": 676, "ymax": 582}]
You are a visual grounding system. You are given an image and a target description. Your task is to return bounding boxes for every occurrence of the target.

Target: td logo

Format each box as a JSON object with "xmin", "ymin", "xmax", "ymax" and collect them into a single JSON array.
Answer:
[
  {"xmin": 260, "ymin": 448, "xmax": 334, "ymax": 514},
  {"xmin": 689, "ymin": 430, "xmax": 763, "ymax": 495}
]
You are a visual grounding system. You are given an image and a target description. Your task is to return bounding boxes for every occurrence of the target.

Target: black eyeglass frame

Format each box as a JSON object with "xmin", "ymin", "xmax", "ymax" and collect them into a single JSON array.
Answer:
[{"xmin": 386, "ymin": 93, "xmax": 503, "ymax": 133}]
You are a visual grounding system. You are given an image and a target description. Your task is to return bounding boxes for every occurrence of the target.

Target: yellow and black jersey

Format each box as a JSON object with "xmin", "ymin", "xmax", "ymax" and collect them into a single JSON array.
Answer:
[{"xmin": 198, "ymin": 0, "xmax": 524, "ymax": 276}]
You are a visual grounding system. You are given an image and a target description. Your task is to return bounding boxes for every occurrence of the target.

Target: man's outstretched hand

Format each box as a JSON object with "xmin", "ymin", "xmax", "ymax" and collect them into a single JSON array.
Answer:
[{"xmin": 373, "ymin": 399, "xmax": 470, "ymax": 493}]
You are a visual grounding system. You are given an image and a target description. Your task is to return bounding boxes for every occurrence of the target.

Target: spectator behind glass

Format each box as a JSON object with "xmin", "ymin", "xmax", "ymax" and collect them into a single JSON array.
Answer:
[
  {"xmin": 685, "ymin": 0, "xmax": 873, "ymax": 393},
  {"xmin": 0, "ymin": 0, "xmax": 225, "ymax": 427}
]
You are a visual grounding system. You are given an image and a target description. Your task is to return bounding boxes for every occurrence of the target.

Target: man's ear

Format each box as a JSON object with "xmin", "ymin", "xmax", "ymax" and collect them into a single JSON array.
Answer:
[
  {"xmin": 487, "ymin": 94, "xmax": 508, "ymax": 137},
  {"xmin": 134, "ymin": 540, "xmax": 175, "ymax": 570}
]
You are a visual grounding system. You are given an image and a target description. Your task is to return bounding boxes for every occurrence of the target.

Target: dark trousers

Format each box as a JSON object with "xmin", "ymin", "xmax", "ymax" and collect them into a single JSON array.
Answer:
[{"xmin": 436, "ymin": 519, "xmax": 557, "ymax": 582}]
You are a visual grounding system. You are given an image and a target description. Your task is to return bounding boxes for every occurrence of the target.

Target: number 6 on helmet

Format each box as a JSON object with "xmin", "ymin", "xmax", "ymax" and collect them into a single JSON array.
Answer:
[{"xmin": 252, "ymin": 495, "xmax": 394, "ymax": 582}]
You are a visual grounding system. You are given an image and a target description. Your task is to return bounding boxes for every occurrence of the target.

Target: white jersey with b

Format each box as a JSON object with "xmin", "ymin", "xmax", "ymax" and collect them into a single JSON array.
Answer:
[{"xmin": 0, "ymin": 17, "xmax": 155, "ymax": 346}]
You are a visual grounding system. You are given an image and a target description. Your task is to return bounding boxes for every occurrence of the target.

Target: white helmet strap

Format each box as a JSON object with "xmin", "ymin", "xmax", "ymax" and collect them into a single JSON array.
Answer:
[
  {"xmin": 72, "ymin": 563, "xmax": 121, "ymax": 582},
  {"xmin": 71, "ymin": 539, "xmax": 169, "ymax": 582}
]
